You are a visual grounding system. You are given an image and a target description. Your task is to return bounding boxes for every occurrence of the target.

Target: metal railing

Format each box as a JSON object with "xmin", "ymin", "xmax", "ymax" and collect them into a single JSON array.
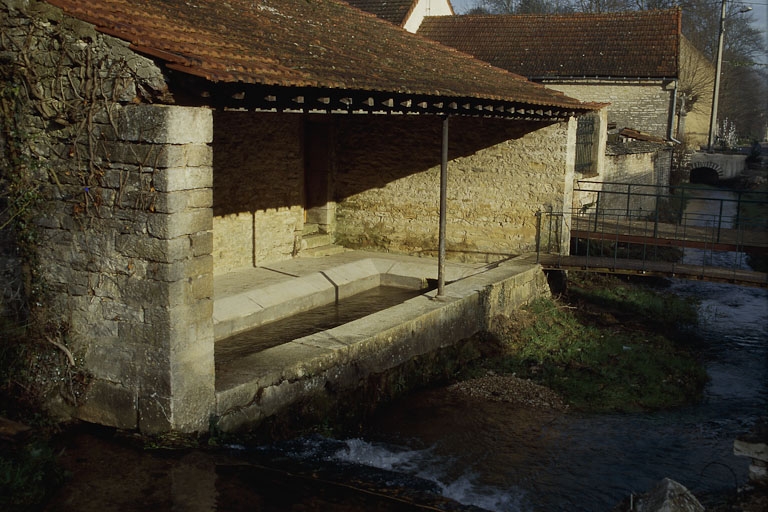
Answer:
[{"xmin": 536, "ymin": 183, "xmax": 768, "ymax": 279}]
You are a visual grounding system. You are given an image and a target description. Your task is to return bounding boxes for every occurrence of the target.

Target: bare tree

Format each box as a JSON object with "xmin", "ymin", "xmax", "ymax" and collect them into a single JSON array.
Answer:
[
  {"xmin": 477, "ymin": 0, "xmax": 518, "ymax": 14},
  {"xmin": 577, "ymin": 0, "xmax": 648, "ymax": 13},
  {"xmin": 678, "ymin": 37, "xmax": 715, "ymax": 117},
  {"xmin": 472, "ymin": 0, "xmax": 573, "ymax": 14},
  {"xmin": 720, "ymin": 66, "xmax": 768, "ymax": 141}
]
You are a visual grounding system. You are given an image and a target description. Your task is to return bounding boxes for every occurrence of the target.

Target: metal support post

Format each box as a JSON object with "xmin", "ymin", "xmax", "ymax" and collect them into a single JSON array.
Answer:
[{"xmin": 437, "ymin": 115, "xmax": 449, "ymax": 299}]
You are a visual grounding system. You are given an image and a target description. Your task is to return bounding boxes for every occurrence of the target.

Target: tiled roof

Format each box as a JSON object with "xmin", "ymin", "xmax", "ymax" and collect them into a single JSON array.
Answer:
[
  {"xmin": 43, "ymin": 0, "xmax": 596, "ymax": 113},
  {"xmin": 418, "ymin": 9, "xmax": 681, "ymax": 79},
  {"xmin": 344, "ymin": 0, "xmax": 415, "ymax": 27}
]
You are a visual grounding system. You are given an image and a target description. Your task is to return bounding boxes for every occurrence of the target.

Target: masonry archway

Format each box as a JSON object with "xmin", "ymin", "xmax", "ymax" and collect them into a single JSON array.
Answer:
[{"xmin": 689, "ymin": 164, "xmax": 721, "ymax": 185}]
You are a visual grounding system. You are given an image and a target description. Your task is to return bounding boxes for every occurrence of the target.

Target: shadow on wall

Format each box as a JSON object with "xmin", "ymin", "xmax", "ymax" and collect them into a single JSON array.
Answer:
[{"xmin": 212, "ymin": 111, "xmax": 557, "ymax": 216}]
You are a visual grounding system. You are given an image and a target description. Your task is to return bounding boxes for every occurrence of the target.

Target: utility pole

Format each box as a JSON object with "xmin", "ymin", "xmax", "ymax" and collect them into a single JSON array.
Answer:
[{"xmin": 707, "ymin": 0, "xmax": 727, "ymax": 152}]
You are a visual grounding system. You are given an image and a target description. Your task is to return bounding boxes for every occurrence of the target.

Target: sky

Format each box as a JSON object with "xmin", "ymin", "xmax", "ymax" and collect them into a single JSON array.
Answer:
[{"xmin": 449, "ymin": 0, "xmax": 767, "ymax": 64}]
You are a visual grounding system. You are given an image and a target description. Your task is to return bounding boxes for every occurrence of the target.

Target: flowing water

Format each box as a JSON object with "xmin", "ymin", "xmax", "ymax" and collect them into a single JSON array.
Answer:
[
  {"xmin": 249, "ymin": 188, "xmax": 767, "ymax": 510},
  {"xmin": 314, "ymin": 278, "xmax": 765, "ymax": 511},
  {"xmin": 48, "ymin": 189, "xmax": 767, "ymax": 511}
]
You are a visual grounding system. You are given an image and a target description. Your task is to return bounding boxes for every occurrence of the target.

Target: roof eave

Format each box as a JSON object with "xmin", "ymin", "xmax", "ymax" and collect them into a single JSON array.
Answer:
[
  {"xmin": 170, "ymin": 74, "xmax": 599, "ymax": 120},
  {"xmin": 534, "ymin": 75, "xmax": 678, "ymax": 82}
]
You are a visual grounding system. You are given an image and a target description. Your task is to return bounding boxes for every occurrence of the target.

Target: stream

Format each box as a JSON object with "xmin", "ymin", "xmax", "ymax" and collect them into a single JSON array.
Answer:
[
  {"xmin": 46, "ymin": 188, "xmax": 767, "ymax": 511},
  {"xmin": 255, "ymin": 188, "xmax": 767, "ymax": 510},
  {"xmin": 248, "ymin": 275, "xmax": 764, "ymax": 511}
]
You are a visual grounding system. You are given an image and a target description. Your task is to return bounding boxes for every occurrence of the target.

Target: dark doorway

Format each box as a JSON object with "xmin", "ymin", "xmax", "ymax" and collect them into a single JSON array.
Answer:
[{"xmin": 304, "ymin": 120, "xmax": 334, "ymax": 230}]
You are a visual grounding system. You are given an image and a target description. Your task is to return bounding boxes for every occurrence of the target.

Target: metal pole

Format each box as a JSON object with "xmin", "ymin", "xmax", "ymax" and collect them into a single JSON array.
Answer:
[
  {"xmin": 535, "ymin": 210, "xmax": 542, "ymax": 263},
  {"xmin": 593, "ymin": 191, "xmax": 600, "ymax": 232},
  {"xmin": 626, "ymin": 184, "xmax": 631, "ymax": 217},
  {"xmin": 707, "ymin": 0, "xmax": 727, "ymax": 152},
  {"xmin": 717, "ymin": 198, "xmax": 724, "ymax": 243},
  {"xmin": 437, "ymin": 115, "xmax": 449, "ymax": 298}
]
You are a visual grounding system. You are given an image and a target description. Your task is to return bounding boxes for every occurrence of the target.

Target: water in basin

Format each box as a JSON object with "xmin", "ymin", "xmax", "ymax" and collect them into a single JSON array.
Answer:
[{"xmin": 215, "ymin": 285, "xmax": 429, "ymax": 366}]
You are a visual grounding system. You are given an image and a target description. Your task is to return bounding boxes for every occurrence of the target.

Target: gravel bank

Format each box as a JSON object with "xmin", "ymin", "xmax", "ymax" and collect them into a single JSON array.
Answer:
[{"xmin": 447, "ymin": 372, "xmax": 568, "ymax": 411}]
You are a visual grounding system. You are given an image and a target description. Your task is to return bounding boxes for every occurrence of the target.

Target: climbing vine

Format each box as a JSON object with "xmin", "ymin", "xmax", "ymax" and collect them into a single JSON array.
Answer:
[
  {"xmin": 0, "ymin": 6, "xmax": 164, "ymax": 410},
  {"xmin": 0, "ymin": 49, "xmax": 43, "ymax": 315}
]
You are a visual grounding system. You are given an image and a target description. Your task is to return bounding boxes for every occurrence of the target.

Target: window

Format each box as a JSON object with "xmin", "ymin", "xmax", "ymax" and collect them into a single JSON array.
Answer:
[{"xmin": 575, "ymin": 115, "xmax": 596, "ymax": 176}]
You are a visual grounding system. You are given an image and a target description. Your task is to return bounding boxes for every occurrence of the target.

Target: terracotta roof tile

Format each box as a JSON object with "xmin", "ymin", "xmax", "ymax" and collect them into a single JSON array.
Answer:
[
  {"xmin": 418, "ymin": 9, "xmax": 681, "ymax": 79},
  {"xmin": 44, "ymin": 0, "xmax": 596, "ymax": 112}
]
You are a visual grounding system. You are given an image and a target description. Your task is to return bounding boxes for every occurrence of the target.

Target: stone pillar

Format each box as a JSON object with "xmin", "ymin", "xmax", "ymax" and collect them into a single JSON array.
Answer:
[
  {"xmin": 556, "ymin": 117, "xmax": 578, "ymax": 255},
  {"xmin": 77, "ymin": 105, "xmax": 215, "ymax": 433}
]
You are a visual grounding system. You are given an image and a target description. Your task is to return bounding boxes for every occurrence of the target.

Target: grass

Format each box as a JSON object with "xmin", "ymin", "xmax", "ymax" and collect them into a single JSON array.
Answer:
[
  {"xmin": 463, "ymin": 273, "xmax": 707, "ymax": 413},
  {"xmin": 0, "ymin": 441, "xmax": 66, "ymax": 512},
  {"xmin": 0, "ymin": 315, "xmax": 69, "ymax": 512}
]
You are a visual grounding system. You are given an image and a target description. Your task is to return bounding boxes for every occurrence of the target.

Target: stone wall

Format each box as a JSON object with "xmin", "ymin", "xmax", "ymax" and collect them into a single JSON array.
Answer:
[
  {"xmin": 575, "ymin": 142, "xmax": 673, "ymax": 215},
  {"xmin": 74, "ymin": 105, "xmax": 215, "ymax": 433},
  {"xmin": 547, "ymin": 80, "xmax": 674, "ymax": 139},
  {"xmin": 690, "ymin": 153, "xmax": 747, "ymax": 180},
  {"xmin": 1, "ymin": 0, "xmax": 587, "ymax": 434},
  {"xmin": 334, "ymin": 116, "xmax": 576, "ymax": 260},
  {"xmin": 1, "ymin": 1, "xmax": 215, "ymax": 432},
  {"xmin": 212, "ymin": 112, "xmax": 304, "ymax": 273}
]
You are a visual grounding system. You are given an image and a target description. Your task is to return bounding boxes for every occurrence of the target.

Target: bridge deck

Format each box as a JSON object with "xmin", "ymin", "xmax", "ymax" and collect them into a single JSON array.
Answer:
[
  {"xmin": 571, "ymin": 216, "xmax": 768, "ymax": 254},
  {"xmin": 534, "ymin": 254, "xmax": 768, "ymax": 288}
]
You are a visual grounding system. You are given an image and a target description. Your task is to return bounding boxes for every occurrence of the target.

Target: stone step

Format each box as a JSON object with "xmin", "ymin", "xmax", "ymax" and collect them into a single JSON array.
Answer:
[
  {"xmin": 302, "ymin": 223, "xmax": 320, "ymax": 236},
  {"xmin": 302, "ymin": 244, "xmax": 348, "ymax": 258},
  {"xmin": 303, "ymin": 232, "xmax": 332, "ymax": 250}
]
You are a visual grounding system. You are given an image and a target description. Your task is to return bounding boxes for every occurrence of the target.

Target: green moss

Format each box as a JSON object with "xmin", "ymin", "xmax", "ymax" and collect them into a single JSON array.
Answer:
[
  {"xmin": 566, "ymin": 272, "xmax": 699, "ymax": 330},
  {"xmin": 464, "ymin": 274, "xmax": 707, "ymax": 413}
]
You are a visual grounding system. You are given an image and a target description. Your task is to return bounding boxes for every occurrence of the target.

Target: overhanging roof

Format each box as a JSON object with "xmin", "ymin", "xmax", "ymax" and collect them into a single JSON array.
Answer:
[{"xmin": 45, "ymin": 0, "xmax": 599, "ymax": 120}]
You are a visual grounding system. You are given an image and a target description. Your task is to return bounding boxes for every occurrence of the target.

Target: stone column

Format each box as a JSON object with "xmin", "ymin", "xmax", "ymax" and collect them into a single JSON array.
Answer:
[{"xmin": 78, "ymin": 104, "xmax": 215, "ymax": 433}]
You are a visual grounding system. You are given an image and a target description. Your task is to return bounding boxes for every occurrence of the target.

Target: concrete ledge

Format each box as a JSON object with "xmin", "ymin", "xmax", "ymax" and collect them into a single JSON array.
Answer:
[{"xmin": 213, "ymin": 255, "xmax": 549, "ymax": 432}]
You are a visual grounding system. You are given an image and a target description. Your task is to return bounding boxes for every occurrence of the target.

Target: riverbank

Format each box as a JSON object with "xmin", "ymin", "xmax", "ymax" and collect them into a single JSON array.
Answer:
[
  {"xmin": 2, "ymin": 271, "xmax": 765, "ymax": 511},
  {"xmin": 456, "ymin": 272, "xmax": 707, "ymax": 414}
]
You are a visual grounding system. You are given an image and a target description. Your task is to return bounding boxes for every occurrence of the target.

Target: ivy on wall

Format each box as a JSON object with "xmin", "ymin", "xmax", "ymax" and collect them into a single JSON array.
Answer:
[{"xmin": 0, "ymin": 3, "xmax": 168, "ymax": 412}]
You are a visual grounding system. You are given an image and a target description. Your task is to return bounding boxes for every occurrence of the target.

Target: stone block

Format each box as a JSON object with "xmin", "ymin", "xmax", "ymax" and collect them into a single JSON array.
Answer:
[
  {"xmin": 190, "ymin": 273, "xmax": 214, "ymax": 301},
  {"xmin": 150, "ymin": 255, "xmax": 214, "ymax": 282},
  {"xmin": 121, "ymin": 277, "xmax": 169, "ymax": 306},
  {"xmin": 117, "ymin": 104, "xmax": 212, "ymax": 145},
  {"xmin": 167, "ymin": 347, "xmax": 215, "ymax": 433},
  {"xmin": 146, "ymin": 210, "xmax": 213, "ymax": 239},
  {"xmin": 190, "ymin": 231, "xmax": 213, "ymax": 257},
  {"xmin": 167, "ymin": 300, "xmax": 214, "ymax": 351},
  {"xmin": 142, "ymin": 299, "xmax": 213, "ymax": 349},
  {"xmin": 153, "ymin": 189, "xmax": 213, "ymax": 214},
  {"xmin": 84, "ymin": 337, "xmax": 140, "ymax": 386},
  {"xmin": 153, "ymin": 166, "xmax": 213, "ymax": 193},
  {"xmin": 102, "ymin": 299, "xmax": 144, "ymax": 323},
  {"xmin": 138, "ymin": 390, "xmax": 173, "ymax": 434},
  {"xmin": 212, "ymin": 213, "xmax": 253, "ymax": 273},
  {"xmin": 76, "ymin": 379, "xmax": 138, "ymax": 430},
  {"xmin": 118, "ymin": 319, "xmax": 168, "ymax": 347},
  {"xmin": 116, "ymin": 233, "xmax": 191, "ymax": 263},
  {"xmin": 71, "ymin": 305, "xmax": 119, "ymax": 338},
  {"xmin": 100, "ymin": 142, "xmax": 213, "ymax": 168}
]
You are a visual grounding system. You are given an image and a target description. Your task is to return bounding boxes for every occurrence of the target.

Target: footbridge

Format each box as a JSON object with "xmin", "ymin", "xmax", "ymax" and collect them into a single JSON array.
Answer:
[{"xmin": 534, "ymin": 183, "xmax": 768, "ymax": 288}]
